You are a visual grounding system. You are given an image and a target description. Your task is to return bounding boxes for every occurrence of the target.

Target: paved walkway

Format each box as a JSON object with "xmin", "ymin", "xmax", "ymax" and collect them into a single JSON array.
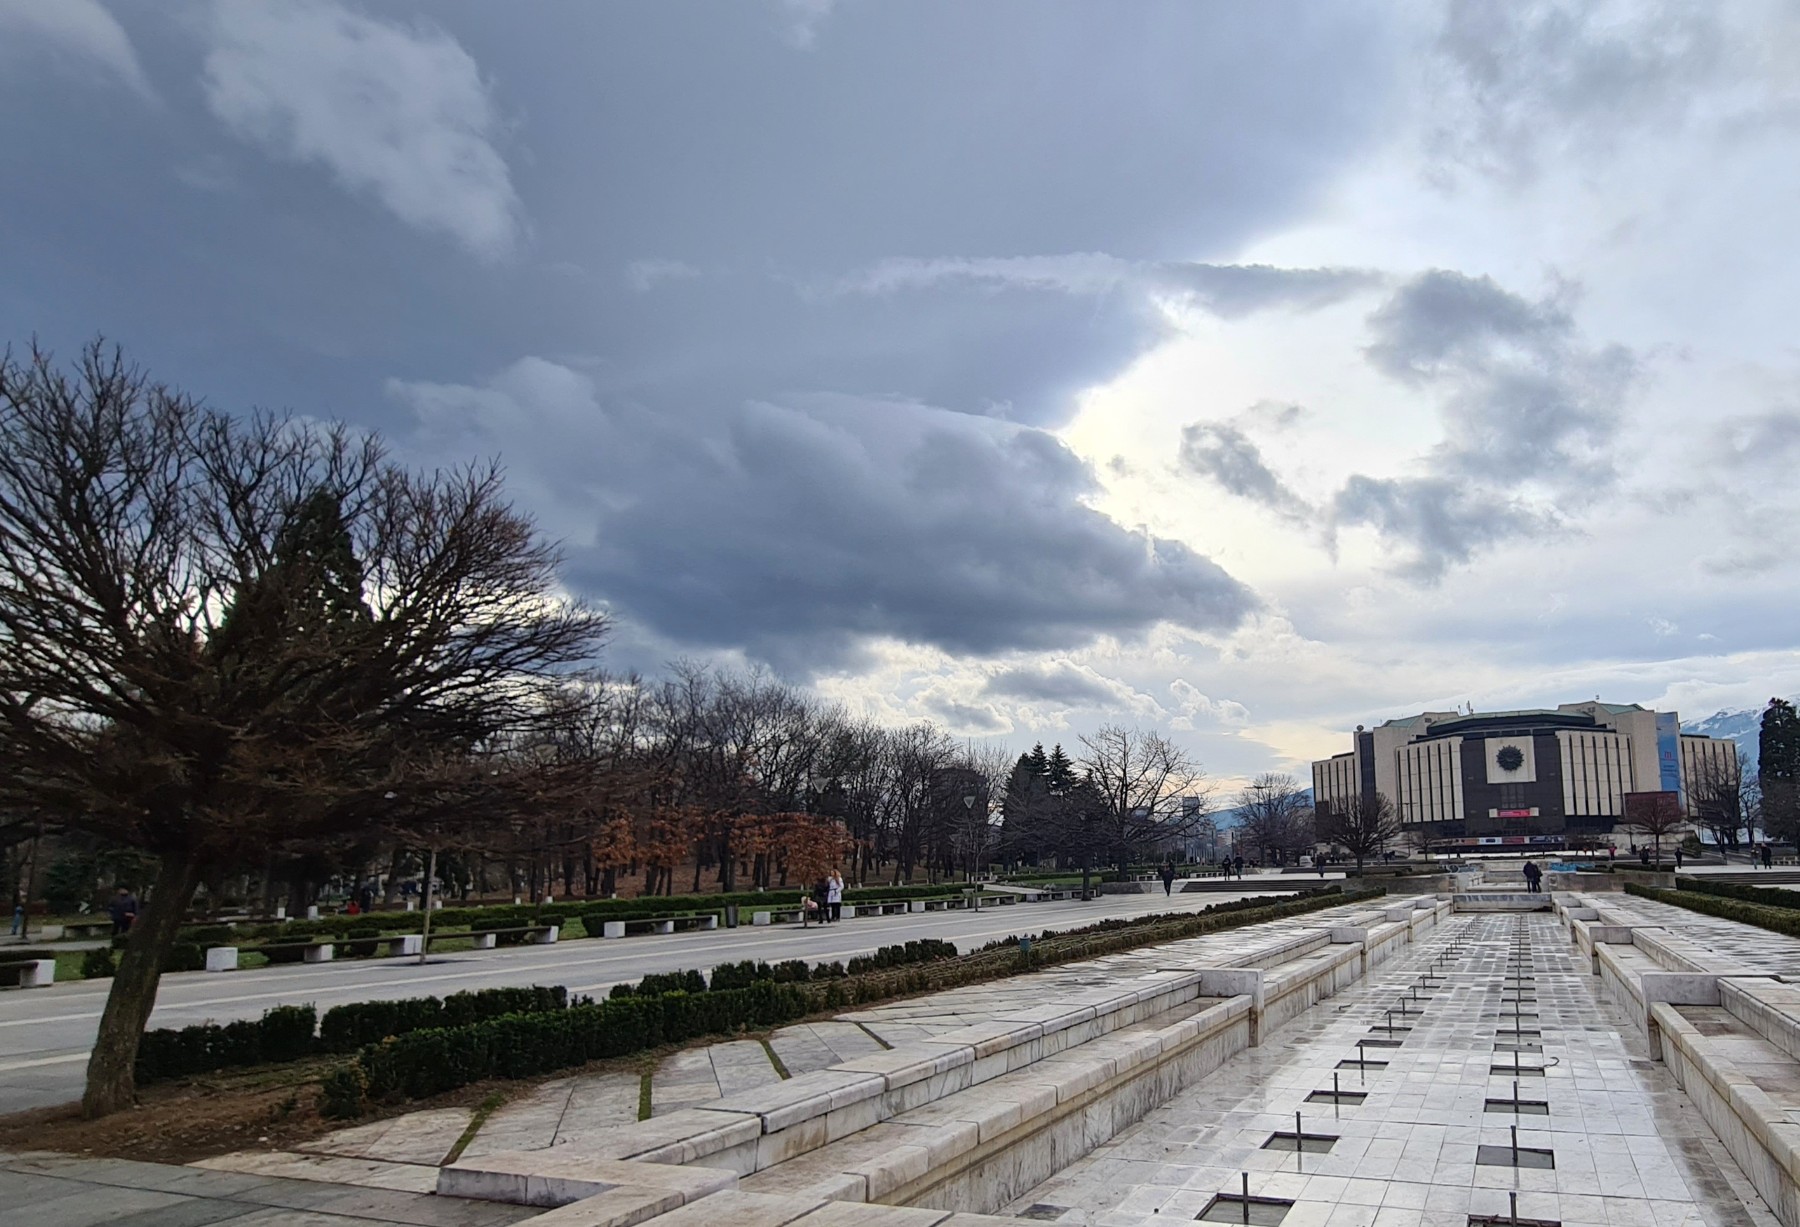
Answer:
[
  {"xmin": 1001, "ymin": 912, "xmax": 1773, "ymax": 1227},
  {"xmin": 0, "ymin": 886, "xmax": 1288, "ymax": 1113},
  {"xmin": 0, "ymin": 1150, "xmax": 537, "ymax": 1226}
]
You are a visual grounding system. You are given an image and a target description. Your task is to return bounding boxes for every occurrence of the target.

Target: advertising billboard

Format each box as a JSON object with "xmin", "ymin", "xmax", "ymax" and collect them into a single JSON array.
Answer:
[{"xmin": 1656, "ymin": 712, "xmax": 1683, "ymax": 800}]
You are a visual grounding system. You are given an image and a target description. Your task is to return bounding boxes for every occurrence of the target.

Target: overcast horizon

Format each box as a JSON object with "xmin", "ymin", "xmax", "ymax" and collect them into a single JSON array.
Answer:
[{"xmin": 3, "ymin": 0, "xmax": 1796, "ymax": 789}]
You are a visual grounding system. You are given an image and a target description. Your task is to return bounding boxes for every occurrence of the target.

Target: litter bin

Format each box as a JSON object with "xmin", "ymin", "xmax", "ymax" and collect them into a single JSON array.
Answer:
[{"xmin": 724, "ymin": 904, "xmax": 739, "ymax": 929}]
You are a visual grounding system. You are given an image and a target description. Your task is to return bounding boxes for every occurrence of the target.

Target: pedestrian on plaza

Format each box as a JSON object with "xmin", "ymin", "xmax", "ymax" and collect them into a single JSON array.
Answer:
[
  {"xmin": 1608, "ymin": 844, "xmax": 1616, "ymax": 867},
  {"xmin": 1640, "ymin": 846, "xmax": 1651, "ymax": 867},
  {"xmin": 1521, "ymin": 860, "xmax": 1542, "ymax": 893},
  {"xmin": 1675, "ymin": 847, "xmax": 1684, "ymax": 869},
  {"xmin": 812, "ymin": 877, "xmax": 831, "ymax": 924},
  {"xmin": 1765, "ymin": 843, "xmax": 1775, "ymax": 869},
  {"xmin": 1233, "ymin": 854, "xmax": 1245, "ymax": 880},
  {"xmin": 1160, "ymin": 862, "xmax": 1176, "ymax": 896},
  {"xmin": 827, "ymin": 870, "xmax": 844, "ymax": 922},
  {"xmin": 1315, "ymin": 853, "xmax": 1327, "ymax": 878},
  {"xmin": 107, "ymin": 886, "xmax": 138, "ymax": 936}
]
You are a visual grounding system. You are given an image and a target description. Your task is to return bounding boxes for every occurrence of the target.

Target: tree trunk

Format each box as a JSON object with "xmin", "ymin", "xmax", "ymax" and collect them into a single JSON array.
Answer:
[{"xmin": 83, "ymin": 851, "xmax": 204, "ymax": 1118}]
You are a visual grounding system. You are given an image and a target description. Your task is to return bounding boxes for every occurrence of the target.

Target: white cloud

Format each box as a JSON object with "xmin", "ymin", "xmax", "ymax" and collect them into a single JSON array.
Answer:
[
  {"xmin": 624, "ymin": 259, "xmax": 701, "ymax": 292},
  {"xmin": 0, "ymin": 0, "xmax": 153, "ymax": 98},
  {"xmin": 778, "ymin": 0, "xmax": 838, "ymax": 50},
  {"xmin": 203, "ymin": 0, "xmax": 523, "ymax": 262}
]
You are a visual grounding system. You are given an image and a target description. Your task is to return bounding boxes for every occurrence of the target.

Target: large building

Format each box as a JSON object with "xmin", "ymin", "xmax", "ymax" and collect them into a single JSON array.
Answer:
[{"xmin": 1311, "ymin": 701, "xmax": 1739, "ymax": 851}]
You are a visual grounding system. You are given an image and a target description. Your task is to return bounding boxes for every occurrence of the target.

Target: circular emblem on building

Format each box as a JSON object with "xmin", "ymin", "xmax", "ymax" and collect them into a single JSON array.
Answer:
[{"xmin": 1496, "ymin": 745, "xmax": 1525, "ymax": 771}]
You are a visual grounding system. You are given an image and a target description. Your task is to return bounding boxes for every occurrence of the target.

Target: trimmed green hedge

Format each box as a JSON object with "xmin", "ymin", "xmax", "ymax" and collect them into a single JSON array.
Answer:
[
  {"xmin": 136, "ymin": 1006, "xmax": 317, "ymax": 1083},
  {"xmin": 1625, "ymin": 881, "xmax": 1800, "ymax": 937},
  {"xmin": 134, "ymin": 987, "xmax": 571, "ymax": 1083},
  {"xmin": 1677, "ymin": 877, "xmax": 1800, "ymax": 912},
  {"xmin": 320, "ymin": 884, "xmax": 1382, "ymax": 1117},
  {"xmin": 318, "ymin": 985, "xmax": 568, "ymax": 1053}
]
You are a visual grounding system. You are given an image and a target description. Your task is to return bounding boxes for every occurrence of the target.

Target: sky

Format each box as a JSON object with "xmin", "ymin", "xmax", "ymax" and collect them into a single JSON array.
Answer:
[{"xmin": 2, "ymin": 0, "xmax": 1798, "ymax": 791}]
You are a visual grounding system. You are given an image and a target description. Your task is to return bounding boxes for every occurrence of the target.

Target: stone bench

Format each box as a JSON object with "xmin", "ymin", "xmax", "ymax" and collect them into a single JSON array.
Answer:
[
  {"xmin": 599, "ymin": 915, "xmax": 720, "ymax": 938},
  {"xmin": 470, "ymin": 924, "xmax": 559, "ymax": 949},
  {"xmin": 0, "ymin": 957, "xmax": 55, "ymax": 988},
  {"xmin": 255, "ymin": 939, "xmax": 336, "ymax": 963}
]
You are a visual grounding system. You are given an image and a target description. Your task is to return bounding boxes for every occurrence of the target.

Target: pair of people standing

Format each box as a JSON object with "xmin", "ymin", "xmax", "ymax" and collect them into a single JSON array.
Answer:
[
  {"xmin": 806, "ymin": 871, "xmax": 844, "ymax": 925},
  {"xmin": 1520, "ymin": 860, "xmax": 1543, "ymax": 893}
]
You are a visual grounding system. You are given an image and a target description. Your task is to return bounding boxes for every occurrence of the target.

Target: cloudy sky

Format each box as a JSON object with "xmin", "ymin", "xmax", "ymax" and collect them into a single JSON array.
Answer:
[{"xmin": 3, "ymin": 0, "xmax": 1798, "ymax": 787}]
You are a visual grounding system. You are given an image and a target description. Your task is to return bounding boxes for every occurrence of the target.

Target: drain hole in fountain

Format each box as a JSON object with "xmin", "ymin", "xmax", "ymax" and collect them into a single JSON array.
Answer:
[
  {"xmin": 1476, "ymin": 1144, "xmax": 1555, "ymax": 1169},
  {"xmin": 1306, "ymin": 1090, "xmax": 1368, "ymax": 1105},
  {"xmin": 1198, "ymin": 1196, "xmax": 1294, "ymax": 1225},
  {"xmin": 1262, "ymin": 1131, "xmax": 1336, "ymax": 1153},
  {"xmin": 1485, "ymin": 1098, "xmax": 1550, "ymax": 1115}
]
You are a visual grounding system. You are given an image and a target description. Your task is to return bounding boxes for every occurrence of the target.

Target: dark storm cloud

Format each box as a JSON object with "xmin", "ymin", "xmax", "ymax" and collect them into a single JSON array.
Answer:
[
  {"xmin": 394, "ymin": 362, "xmax": 1259, "ymax": 673},
  {"xmin": 1177, "ymin": 422, "xmax": 1311, "ymax": 522},
  {"xmin": 1331, "ymin": 269, "xmax": 1637, "ymax": 579},
  {"xmin": 0, "ymin": 1, "xmax": 1400, "ymax": 668},
  {"xmin": 982, "ymin": 662, "xmax": 1123, "ymax": 708},
  {"xmin": 1332, "ymin": 475, "xmax": 1553, "ymax": 579}
]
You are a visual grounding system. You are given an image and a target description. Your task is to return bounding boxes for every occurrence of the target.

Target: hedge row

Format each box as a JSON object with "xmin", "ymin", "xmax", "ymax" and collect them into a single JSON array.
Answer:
[
  {"xmin": 134, "ymin": 986, "xmax": 571, "ymax": 1083},
  {"xmin": 136, "ymin": 1006, "xmax": 317, "ymax": 1083},
  {"xmin": 1677, "ymin": 877, "xmax": 1800, "ymax": 912},
  {"xmin": 329, "ymin": 979, "xmax": 818, "ymax": 1113},
  {"xmin": 319, "ymin": 884, "xmax": 1381, "ymax": 1117},
  {"xmin": 318, "ymin": 986, "xmax": 568, "ymax": 1052},
  {"xmin": 1625, "ymin": 881, "xmax": 1800, "ymax": 938}
]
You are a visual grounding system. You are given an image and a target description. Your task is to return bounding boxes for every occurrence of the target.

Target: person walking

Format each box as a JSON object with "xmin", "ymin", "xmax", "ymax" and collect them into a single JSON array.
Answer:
[
  {"xmin": 1233, "ymin": 854, "xmax": 1245, "ymax": 880},
  {"xmin": 827, "ymin": 871, "xmax": 844, "ymax": 922},
  {"xmin": 1159, "ymin": 862, "xmax": 1176, "ymax": 896},
  {"xmin": 1765, "ymin": 843, "xmax": 1775, "ymax": 869},
  {"xmin": 1521, "ymin": 860, "xmax": 1542, "ymax": 893},
  {"xmin": 107, "ymin": 886, "xmax": 138, "ymax": 936},
  {"xmin": 1675, "ymin": 847, "xmax": 1684, "ymax": 869}
]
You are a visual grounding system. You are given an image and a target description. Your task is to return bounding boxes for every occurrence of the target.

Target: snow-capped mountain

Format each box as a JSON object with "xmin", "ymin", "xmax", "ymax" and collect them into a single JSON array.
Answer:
[{"xmin": 1685, "ymin": 707, "xmax": 1770, "ymax": 775}]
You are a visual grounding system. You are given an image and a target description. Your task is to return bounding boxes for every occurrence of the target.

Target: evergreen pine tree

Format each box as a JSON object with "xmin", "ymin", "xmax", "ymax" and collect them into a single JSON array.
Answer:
[{"xmin": 1760, "ymin": 698, "xmax": 1800, "ymax": 845}]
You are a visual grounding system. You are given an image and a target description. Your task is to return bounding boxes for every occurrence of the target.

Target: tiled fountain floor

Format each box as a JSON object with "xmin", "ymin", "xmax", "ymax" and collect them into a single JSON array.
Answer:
[{"xmin": 1002, "ymin": 914, "xmax": 1782, "ymax": 1227}]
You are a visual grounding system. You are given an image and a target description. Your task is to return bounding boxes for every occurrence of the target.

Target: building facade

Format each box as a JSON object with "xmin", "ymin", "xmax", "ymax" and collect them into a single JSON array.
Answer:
[{"xmin": 1311, "ymin": 702, "xmax": 1739, "ymax": 850}]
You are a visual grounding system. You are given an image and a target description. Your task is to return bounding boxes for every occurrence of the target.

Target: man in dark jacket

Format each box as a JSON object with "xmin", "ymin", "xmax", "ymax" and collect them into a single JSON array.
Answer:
[{"xmin": 107, "ymin": 887, "xmax": 138, "ymax": 935}]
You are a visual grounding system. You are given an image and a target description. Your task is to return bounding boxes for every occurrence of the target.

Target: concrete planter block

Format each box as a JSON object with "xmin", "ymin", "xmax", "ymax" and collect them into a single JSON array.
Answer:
[
  {"xmin": 205, "ymin": 946, "xmax": 239, "ymax": 972},
  {"xmin": 274, "ymin": 905, "xmax": 287, "ymax": 920},
  {"xmin": 404, "ymin": 899, "xmax": 416, "ymax": 911},
  {"xmin": 699, "ymin": 915, "xmax": 718, "ymax": 929},
  {"xmin": 602, "ymin": 921, "xmax": 626, "ymax": 938},
  {"xmin": 305, "ymin": 905, "xmax": 320, "ymax": 920},
  {"xmin": 473, "ymin": 932, "xmax": 498, "ymax": 949},
  {"xmin": 304, "ymin": 943, "xmax": 334, "ymax": 963},
  {"xmin": 840, "ymin": 905, "xmax": 856, "ymax": 919},
  {"xmin": 393, "ymin": 934, "xmax": 423, "ymax": 956},
  {"xmin": 752, "ymin": 911, "xmax": 772, "ymax": 926},
  {"xmin": 909, "ymin": 901, "xmax": 925, "ymax": 913},
  {"xmin": 17, "ymin": 958, "xmax": 55, "ymax": 987},
  {"xmin": 654, "ymin": 920, "xmax": 674, "ymax": 935},
  {"xmin": 531, "ymin": 925, "xmax": 560, "ymax": 944}
]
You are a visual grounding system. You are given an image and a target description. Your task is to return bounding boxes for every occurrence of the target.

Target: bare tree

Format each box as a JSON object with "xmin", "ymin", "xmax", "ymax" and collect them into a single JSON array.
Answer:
[
  {"xmin": 1623, "ymin": 791, "xmax": 1685, "ymax": 865},
  {"xmin": 1318, "ymin": 792, "xmax": 1399, "ymax": 874},
  {"xmin": 0, "ymin": 343, "xmax": 607, "ymax": 1116},
  {"xmin": 1236, "ymin": 773, "xmax": 1312, "ymax": 867},
  {"xmin": 1690, "ymin": 747, "xmax": 1748, "ymax": 851},
  {"xmin": 1077, "ymin": 725, "xmax": 1210, "ymax": 875}
]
